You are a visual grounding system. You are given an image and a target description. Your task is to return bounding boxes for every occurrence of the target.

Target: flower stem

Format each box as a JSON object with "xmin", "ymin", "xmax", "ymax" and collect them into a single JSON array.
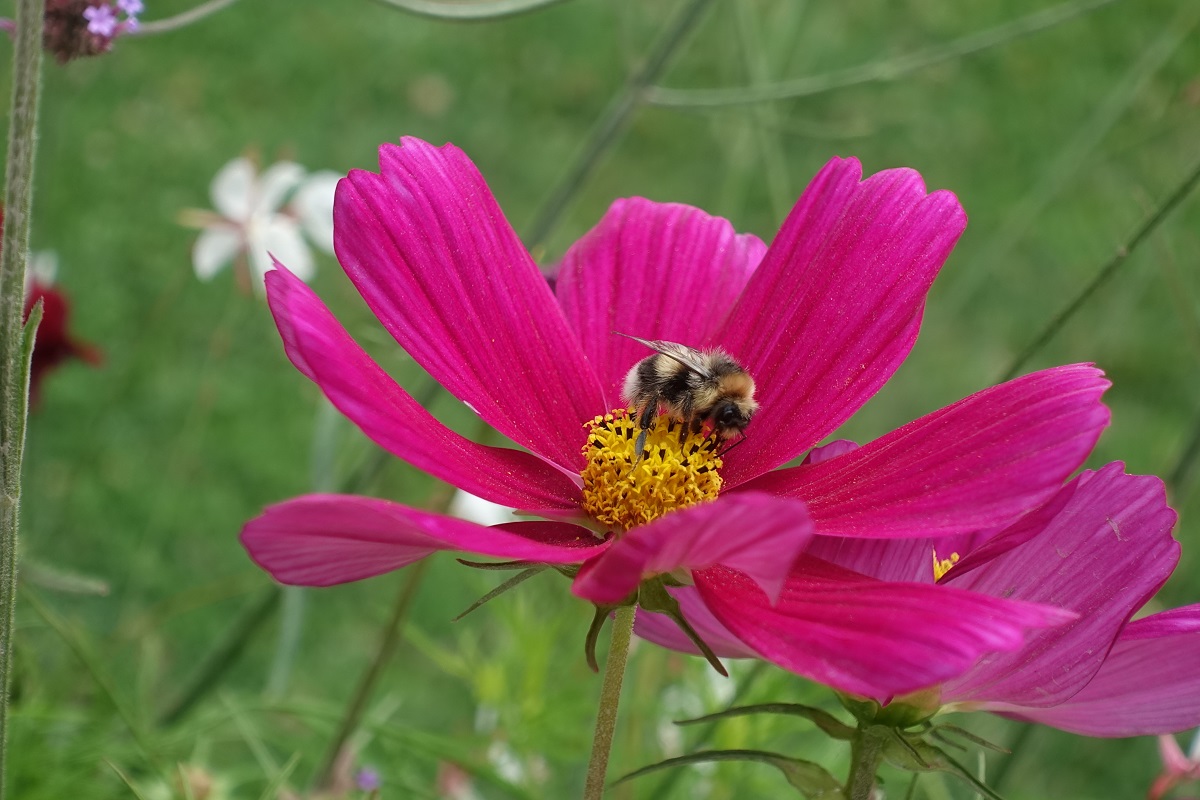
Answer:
[
  {"xmin": 370, "ymin": 0, "xmax": 571, "ymax": 21},
  {"xmin": 845, "ymin": 725, "xmax": 885, "ymax": 800},
  {"xmin": 523, "ymin": 0, "xmax": 713, "ymax": 251},
  {"xmin": 0, "ymin": 0, "xmax": 46, "ymax": 792},
  {"xmin": 583, "ymin": 605, "xmax": 635, "ymax": 799},
  {"xmin": 312, "ymin": 557, "xmax": 431, "ymax": 790},
  {"xmin": 131, "ymin": 0, "xmax": 241, "ymax": 36}
]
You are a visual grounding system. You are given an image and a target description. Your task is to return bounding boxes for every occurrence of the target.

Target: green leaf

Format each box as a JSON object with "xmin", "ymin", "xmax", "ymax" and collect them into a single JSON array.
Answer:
[
  {"xmin": 452, "ymin": 566, "xmax": 545, "ymax": 621},
  {"xmin": 103, "ymin": 760, "xmax": 153, "ymax": 800},
  {"xmin": 616, "ymin": 749, "xmax": 846, "ymax": 798},
  {"xmin": 932, "ymin": 723, "xmax": 1010, "ymax": 753},
  {"xmin": 676, "ymin": 702, "xmax": 855, "ymax": 741},
  {"xmin": 20, "ymin": 558, "xmax": 109, "ymax": 595},
  {"xmin": 881, "ymin": 735, "xmax": 1007, "ymax": 800},
  {"xmin": 258, "ymin": 752, "xmax": 301, "ymax": 800},
  {"xmin": 456, "ymin": 558, "xmax": 540, "ymax": 570}
]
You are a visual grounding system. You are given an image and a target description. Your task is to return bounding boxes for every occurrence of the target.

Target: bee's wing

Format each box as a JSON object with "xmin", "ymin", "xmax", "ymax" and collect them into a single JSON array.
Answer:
[{"xmin": 613, "ymin": 332, "xmax": 714, "ymax": 378}]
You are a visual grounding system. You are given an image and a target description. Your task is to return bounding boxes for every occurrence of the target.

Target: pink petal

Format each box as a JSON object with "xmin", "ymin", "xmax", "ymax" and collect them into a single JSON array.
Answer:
[
  {"xmin": 697, "ymin": 559, "xmax": 1075, "ymax": 699},
  {"xmin": 241, "ymin": 494, "xmax": 609, "ymax": 587},
  {"xmin": 716, "ymin": 158, "xmax": 967, "ymax": 486},
  {"xmin": 555, "ymin": 198, "xmax": 766, "ymax": 408},
  {"xmin": 571, "ymin": 493, "xmax": 814, "ymax": 606},
  {"xmin": 737, "ymin": 364, "xmax": 1110, "ymax": 539},
  {"xmin": 806, "ymin": 536, "xmax": 936, "ymax": 583},
  {"xmin": 266, "ymin": 264, "xmax": 581, "ymax": 512},
  {"xmin": 801, "ymin": 439, "xmax": 859, "ymax": 466},
  {"xmin": 940, "ymin": 464, "xmax": 1178, "ymax": 707},
  {"xmin": 633, "ymin": 585, "xmax": 759, "ymax": 659},
  {"xmin": 1007, "ymin": 605, "xmax": 1200, "ymax": 736},
  {"xmin": 333, "ymin": 138, "xmax": 606, "ymax": 470}
]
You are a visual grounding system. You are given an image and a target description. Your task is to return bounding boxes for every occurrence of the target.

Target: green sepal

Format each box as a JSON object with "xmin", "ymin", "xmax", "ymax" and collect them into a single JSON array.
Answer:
[
  {"xmin": 676, "ymin": 703, "xmax": 855, "ymax": 741},
  {"xmin": 930, "ymin": 723, "xmax": 1009, "ymax": 754},
  {"xmin": 455, "ymin": 558, "xmax": 538, "ymax": 571},
  {"xmin": 615, "ymin": 749, "xmax": 846, "ymax": 798},
  {"xmin": 838, "ymin": 692, "xmax": 937, "ymax": 729},
  {"xmin": 20, "ymin": 297, "xmax": 42, "ymax": 407},
  {"xmin": 637, "ymin": 578, "xmax": 727, "ymax": 677},
  {"xmin": 452, "ymin": 566, "xmax": 545, "ymax": 621},
  {"xmin": 881, "ymin": 733, "xmax": 1006, "ymax": 800},
  {"xmin": 584, "ymin": 603, "xmax": 622, "ymax": 672}
]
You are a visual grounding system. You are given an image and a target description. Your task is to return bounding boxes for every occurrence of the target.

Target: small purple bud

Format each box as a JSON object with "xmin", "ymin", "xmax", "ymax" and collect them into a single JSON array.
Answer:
[
  {"xmin": 82, "ymin": 3, "xmax": 116, "ymax": 36},
  {"xmin": 355, "ymin": 767, "xmax": 382, "ymax": 792},
  {"xmin": 116, "ymin": 0, "xmax": 143, "ymax": 16}
]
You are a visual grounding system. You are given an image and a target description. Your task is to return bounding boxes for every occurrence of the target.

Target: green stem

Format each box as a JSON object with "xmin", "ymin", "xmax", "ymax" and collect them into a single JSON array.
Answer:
[
  {"xmin": 583, "ymin": 605, "xmax": 635, "ymax": 799},
  {"xmin": 0, "ymin": 0, "xmax": 45, "ymax": 792},
  {"xmin": 370, "ymin": 0, "xmax": 571, "ymax": 21},
  {"xmin": 643, "ymin": 0, "xmax": 1118, "ymax": 108},
  {"xmin": 649, "ymin": 661, "xmax": 768, "ymax": 797},
  {"xmin": 157, "ymin": 587, "xmax": 281, "ymax": 727},
  {"xmin": 999, "ymin": 148, "xmax": 1200, "ymax": 381},
  {"xmin": 131, "ymin": 0, "xmax": 241, "ymax": 35},
  {"xmin": 312, "ymin": 558, "xmax": 431, "ymax": 790},
  {"xmin": 845, "ymin": 726, "xmax": 885, "ymax": 800},
  {"xmin": 523, "ymin": 0, "xmax": 713, "ymax": 251}
]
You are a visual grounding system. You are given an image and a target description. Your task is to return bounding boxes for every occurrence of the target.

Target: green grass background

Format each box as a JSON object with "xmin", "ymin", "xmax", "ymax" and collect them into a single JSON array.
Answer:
[{"xmin": 9, "ymin": 0, "xmax": 1200, "ymax": 796}]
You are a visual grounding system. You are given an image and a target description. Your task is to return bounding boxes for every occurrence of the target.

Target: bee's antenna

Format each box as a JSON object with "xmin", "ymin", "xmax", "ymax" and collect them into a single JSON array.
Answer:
[{"xmin": 719, "ymin": 433, "xmax": 749, "ymax": 458}]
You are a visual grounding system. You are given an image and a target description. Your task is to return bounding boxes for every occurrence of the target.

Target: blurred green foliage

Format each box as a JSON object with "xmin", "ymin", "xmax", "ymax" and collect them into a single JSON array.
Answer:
[{"xmin": 8, "ymin": 0, "xmax": 1200, "ymax": 796}]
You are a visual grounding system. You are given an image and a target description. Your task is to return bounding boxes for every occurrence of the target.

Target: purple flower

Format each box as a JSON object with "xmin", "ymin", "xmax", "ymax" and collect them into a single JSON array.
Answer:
[
  {"xmin": 240, "ymin": 138, "xmax": 1111, "ymax": 698},
  {"xmin": 355, "ymin": 767, "xmax": 382, "ymax": 792},
  {"xmin": 82, "ymin": 3, "xmax": 116, "ymax": 36},
  {"xmin": 116, "ymin": 0, "xmax": 143, "ymax": 15}
]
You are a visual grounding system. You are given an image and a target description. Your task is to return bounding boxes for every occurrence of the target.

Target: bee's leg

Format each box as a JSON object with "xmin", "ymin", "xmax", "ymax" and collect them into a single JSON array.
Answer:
[
  {"xmin": 634, "ymin": 404, "xmax": 656, "ymax": 463},
  {"xmin": 633, "ymin": 429, "xmax": 648, "ymax": 464},
  {"xmin": 678, "ymin": 415, "xmax": 696, "ymax": 447}
]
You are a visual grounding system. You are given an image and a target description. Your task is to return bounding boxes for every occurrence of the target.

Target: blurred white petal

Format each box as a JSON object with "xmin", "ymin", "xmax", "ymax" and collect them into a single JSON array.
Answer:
[
  {"xmin": 24, "ymin": 250, "xmax": 59, "ymax": 293},
  {"xmin": 192, "ymin": 227, "xmax": 242, "ymax": 280},
  {"xmin": 449, "ymin": 490, "xmax": 518, "ymax": 526},
  {"xmin": 257, "ymin": 161, "xmax": 307, "ymax": 213},
  {"xmin": 210, "ymin": 157, "xmax": 256, "ymax": 221},
  {"xmin": 293, "ymin": 171, "xmax": 339, "ymax": 253},
  {"xmin": 252, "ymin": 217, "xmax": 313, "ymax": 285}
]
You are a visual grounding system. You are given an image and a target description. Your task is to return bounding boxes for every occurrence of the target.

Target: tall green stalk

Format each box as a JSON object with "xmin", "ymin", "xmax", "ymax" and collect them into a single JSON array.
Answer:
[
  {"xmin": 845, "ymin": 726, "xmax": 885, "ymax": 800},
  {"xmin": 0, "ymin": 0, "xmax": 46, "ymax": 792},
  {"xmin": 583, "ymin": 605, "xmax": 635, "ymax": 799}
]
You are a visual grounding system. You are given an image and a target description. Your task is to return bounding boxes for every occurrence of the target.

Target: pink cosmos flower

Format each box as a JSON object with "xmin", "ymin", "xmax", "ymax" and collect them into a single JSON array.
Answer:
[
  {"xmin": 638, "ymin": 459, "xmax": 1200, "ymax": 727},
  {"xmin": 240, "ymin": 137, "xmax": 1112, "ymax": 698}
]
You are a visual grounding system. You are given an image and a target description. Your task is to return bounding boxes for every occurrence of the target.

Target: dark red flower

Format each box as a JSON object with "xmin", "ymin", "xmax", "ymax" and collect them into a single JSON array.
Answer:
[{"xmin": 24, "ymin": 281, "xmax": 102, "ymax": 405}]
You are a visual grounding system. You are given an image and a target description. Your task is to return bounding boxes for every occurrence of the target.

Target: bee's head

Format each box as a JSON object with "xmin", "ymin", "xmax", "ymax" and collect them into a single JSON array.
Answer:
[{"xmin": 712, "ymin": 397, "xmax": 757, "ymax": 439}]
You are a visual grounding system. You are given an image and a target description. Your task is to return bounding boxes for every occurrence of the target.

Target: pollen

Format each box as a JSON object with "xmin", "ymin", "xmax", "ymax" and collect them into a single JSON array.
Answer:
[
  {"xmin": 932, "ymin": 549, "xmax": 960, "ymax": 581},
  {"xmin": 580, "ymin": 409, "xmax": 723, "ymax": 532}
]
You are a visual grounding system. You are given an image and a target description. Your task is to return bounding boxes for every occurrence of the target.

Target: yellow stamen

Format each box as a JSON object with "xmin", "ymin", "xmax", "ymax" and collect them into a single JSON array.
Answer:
[
  {"xmin": 932, "ymin": 549, "xmax": 960, "ymax": 581},
  {"xmin": 580, "ymin": 410, "xmax": 723, "ymax": 533}
]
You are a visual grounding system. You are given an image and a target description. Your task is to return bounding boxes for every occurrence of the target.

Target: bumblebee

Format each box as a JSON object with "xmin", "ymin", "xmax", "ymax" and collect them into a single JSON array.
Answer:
[{"xmin": 618, "ymin": 333, "xmax": 759, "ymax": 458}]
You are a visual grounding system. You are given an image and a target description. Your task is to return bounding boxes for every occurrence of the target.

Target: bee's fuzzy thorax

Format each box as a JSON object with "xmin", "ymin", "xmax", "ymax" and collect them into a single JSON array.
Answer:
[{"xmin": 618, "ymin": 336, "xmax": 758, "ymax": 443}]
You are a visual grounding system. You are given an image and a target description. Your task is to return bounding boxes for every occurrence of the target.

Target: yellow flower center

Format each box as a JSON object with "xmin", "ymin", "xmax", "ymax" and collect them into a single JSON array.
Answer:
[
  {"xmin": 932, "ymin": 549, "xmax": 960, "ymax": 581},
  {"xmin": 580, "ymin": 409, "xmax": 723, "ymax": 532}
]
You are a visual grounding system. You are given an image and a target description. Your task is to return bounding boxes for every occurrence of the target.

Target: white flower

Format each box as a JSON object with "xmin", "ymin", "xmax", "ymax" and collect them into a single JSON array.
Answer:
[
  {"xmin": 24, "ymin": 250, "xmax": 58, "ymax": 292},
  {"xmin": 449, "ymin": 490, "xmax": 519, "ymax": 526},
  {"xmin": 182, "ymin": 156, "xmax": 337, "ymax": 292}
]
